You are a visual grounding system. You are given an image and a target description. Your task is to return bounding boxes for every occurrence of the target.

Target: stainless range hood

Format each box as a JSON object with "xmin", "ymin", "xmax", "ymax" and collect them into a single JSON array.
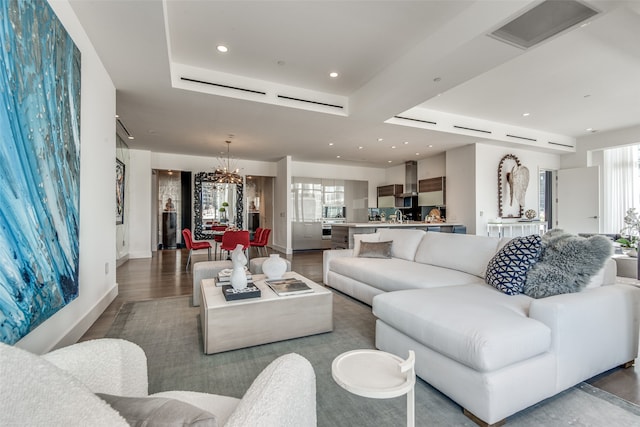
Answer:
[{"xmin": 400, "ymin": 161, "xmax": 418, "ymax": 197}]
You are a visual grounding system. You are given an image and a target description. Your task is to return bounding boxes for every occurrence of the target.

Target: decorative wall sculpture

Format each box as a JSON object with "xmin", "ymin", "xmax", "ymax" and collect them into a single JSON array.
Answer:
[
  {"xmin": 498, "ymin": 154, "xmax": 529, "ymax": 218},
  {"xmin": 0, "ymin": 0, "xmax": 81, "ymax": 344}
]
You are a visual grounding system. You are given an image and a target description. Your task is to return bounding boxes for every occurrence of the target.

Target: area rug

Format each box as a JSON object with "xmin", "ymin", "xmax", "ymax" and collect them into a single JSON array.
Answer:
[{"xmin": 106, "ymin": 293, "xmax": 640, "ymax": 426}]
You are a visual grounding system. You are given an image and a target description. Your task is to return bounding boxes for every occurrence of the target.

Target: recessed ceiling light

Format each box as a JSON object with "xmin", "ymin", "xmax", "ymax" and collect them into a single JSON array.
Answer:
[
  {"xmin": 387, "ymin": 160, "xmax": 392, "ymax": 163},
  {"xmin": 522, "ymin": 112, "xmax": 530, "ymax": 117},
  {"xmin": 328, "ymin": 142, "xmax": 334, "ymax": 146},
  {"xmin": 377, "ymin": 138, "xmax": 383, "ymax": 142},
  {"xmin": 415, "ymin": 152, "xmax": 420, "ymax": 156},
  {"xmin": 404, "ymin": 141, "xmax": 409, "ymax": 145},
  {"xmin": 428, "ymin": 144, "xmax": 433, "ymax": 148},
  {"xmin": 329, "ymin": 72, "xmax": 339, "ymax": 78},
  {"xmin": 358, "ymin": 146, "xmax": 363, "ymax": 150},
  {"xmin": 391, "ymin": 146, "xmax": 396, "ymax": 149},
  {"xmin": 217, "ymin": 45, "xmax": 228, "ymax": 53},
  {"xmin": 336, "ymin": 155, "xmax": 341, "ymax": 158},
  {"xmin": 127, "ymin": 136, "xmax": 134, "ymax": 140},
  {"xmin": 586, "ymin": 128, "xmax": 593, "ymax": 132}
]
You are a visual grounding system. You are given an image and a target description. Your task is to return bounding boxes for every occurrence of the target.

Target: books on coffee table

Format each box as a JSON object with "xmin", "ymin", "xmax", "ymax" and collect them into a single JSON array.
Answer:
[
  {"xmin": 266, "ymin": 277, "xmax": 314, "ymax": 296},
  {"xmin": 221, "ymin": 284, "xmax": 261, "ymax": 301}
]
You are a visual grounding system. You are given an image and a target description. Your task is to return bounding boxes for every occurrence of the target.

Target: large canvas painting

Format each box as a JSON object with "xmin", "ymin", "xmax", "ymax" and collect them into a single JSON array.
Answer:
[{"xmin": 0, "ymin": 0, "xmax": 81, "ymax": 344}]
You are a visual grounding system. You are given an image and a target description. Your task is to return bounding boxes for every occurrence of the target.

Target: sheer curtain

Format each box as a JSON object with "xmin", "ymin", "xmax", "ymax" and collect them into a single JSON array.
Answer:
[{"xmin": 603, "ymin": 145, "xmax": 640, "ymax": 234}]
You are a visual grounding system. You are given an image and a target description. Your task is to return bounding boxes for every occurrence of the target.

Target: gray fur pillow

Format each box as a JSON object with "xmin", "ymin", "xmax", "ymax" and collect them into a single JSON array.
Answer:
[{"xmin": 523, "ymin": 229, "xmax": 612, "ymax": 298}]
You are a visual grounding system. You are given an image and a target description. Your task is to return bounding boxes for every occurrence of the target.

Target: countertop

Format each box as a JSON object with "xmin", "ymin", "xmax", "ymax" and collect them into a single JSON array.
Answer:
[{"xmin": 332, "ymin": 222, "xmax": 464, "ymax": 228}]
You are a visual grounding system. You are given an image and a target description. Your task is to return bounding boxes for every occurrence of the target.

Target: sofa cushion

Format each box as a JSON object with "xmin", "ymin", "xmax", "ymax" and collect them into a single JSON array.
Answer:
[
  {"xmin": 414, "ymin": 232, "xmax": 502, "ymax": 277},
  {"xmin": 524, "ymin": 230, "xmax": 613, "ymax": 298},
  {"xmin": 353, "ymin": 232, "xmax": 381, "ymax": 256},
  {"xmin": 485, "ymin": 235, "xmax": 542, "ymax": 295},
  {"xmin": 378, "ymin": 228, "xmax": 426, "ymax": 261},
  {"xmin": 97, "ymin": 393, "xmax": 219, "ymax": 426},
  {"xmin": 358, "ymin": 241, "xmax": 392, "ymax": 258},
  {"xmin": 373, "ymin": 285, "xmax": 550, "ymax": 372},
  {"xmin": 330, "ymin": 256, "xmax": 481, "ymax": 293}
]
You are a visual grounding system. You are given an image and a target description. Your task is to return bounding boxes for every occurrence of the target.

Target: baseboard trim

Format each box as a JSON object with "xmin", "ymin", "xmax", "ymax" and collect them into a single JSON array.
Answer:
[
  {"xmin": 116, "ymin": 254, "xmax": 129, "ymax": 267},
  {"xmin": 271, "ymin": 243, "xmax": 292, "ymax": 254},
  {"xmin": 52, "ymin": 283, "xmax": 119, "ymax": 351},
  {"xmin": 129, "ymin": 250, "xmax": 152, "ymax": 259}
]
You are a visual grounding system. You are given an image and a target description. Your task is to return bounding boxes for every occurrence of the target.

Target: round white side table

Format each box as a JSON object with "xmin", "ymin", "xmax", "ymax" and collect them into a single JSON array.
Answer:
[{"xmin": 332, "ymin": 349, "xmax": 416, "ymax": 427}]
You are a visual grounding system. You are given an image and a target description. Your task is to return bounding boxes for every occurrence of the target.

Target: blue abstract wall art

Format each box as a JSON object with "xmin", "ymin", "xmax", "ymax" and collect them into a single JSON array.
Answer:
[{"xmin": 0, "ymin": 0, "xmax": 81, "ymax": 344}]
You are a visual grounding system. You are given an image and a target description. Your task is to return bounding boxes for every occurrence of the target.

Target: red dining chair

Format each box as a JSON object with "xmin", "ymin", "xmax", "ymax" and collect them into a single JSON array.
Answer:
[
  {"xmin": 211, "ymin": 225, "xmax": 227, "ymax": 260},
  {"xmin": 250, "ymin": 228, "xmax": 271, "ymax": 257},
  {"xmin": 182, "ymin": 228, "xmax": 212, "ymax": 271},
  {"xmin": 249, "ymin": 228, "xmax": 264, "ymax": 257},
  {"xmin": 220, "ymin": 230, "xmax": 250, "ymax": 260}
]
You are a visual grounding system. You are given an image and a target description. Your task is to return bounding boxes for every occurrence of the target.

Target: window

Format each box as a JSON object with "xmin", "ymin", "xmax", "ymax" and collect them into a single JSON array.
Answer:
[{"xmin": 603, "ymin": 144, "xmax": 640, "ymax": 234}]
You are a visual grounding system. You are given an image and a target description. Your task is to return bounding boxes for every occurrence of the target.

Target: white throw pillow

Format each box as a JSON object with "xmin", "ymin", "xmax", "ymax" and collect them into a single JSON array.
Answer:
[{"xmin": 353, "ymin": 233, "xmax": 380, "ymax": 256}]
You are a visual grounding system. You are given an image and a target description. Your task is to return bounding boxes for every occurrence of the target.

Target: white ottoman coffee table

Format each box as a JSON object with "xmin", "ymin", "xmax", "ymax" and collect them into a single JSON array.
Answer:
[{"xmin": 200, "ymin": 271, "xmax": 333, "ymax": 354}]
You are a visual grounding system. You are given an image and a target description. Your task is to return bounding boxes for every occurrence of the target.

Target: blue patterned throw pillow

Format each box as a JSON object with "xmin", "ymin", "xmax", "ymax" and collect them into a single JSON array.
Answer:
[{"xmin": 486, "ymin": 235, "xmax": 542, "ymax": 295}]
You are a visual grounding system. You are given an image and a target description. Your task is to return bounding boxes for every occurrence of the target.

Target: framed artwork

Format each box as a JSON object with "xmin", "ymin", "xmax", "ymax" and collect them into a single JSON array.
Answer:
[
  {"xmin": 116, "ymin": 159, "xmax": 126, "ymax": 225},
  {"xmin": 498, "ymin": 154, "xmax": 529, "ymax": 218},
  {"xmin": 0, "ymin": 0, "xmax": 81, "ymax": 344}
]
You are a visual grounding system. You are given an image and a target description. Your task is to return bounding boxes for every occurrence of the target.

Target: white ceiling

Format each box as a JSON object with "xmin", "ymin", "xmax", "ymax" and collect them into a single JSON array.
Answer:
[{"xmin": 69, "ymin": 0, "xmax": 640, "ymax": 168}]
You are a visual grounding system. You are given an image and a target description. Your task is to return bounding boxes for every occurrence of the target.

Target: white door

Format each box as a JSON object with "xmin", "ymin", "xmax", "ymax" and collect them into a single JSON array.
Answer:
[{"xmin": 557, "ymin": 167, "xmax": 599, "ymax": 234}]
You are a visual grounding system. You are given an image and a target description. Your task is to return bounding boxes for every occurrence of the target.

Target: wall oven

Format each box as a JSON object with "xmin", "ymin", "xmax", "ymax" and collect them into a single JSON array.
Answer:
[{"xmin": 321, "ymin": 218, "xmax": 346, "ymax": 239}]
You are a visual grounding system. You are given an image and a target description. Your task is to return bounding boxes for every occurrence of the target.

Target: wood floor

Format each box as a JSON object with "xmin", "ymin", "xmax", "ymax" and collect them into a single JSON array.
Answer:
[{"xmin": 80, "ymin": 248, "xmax": 640, "ymax": 407}]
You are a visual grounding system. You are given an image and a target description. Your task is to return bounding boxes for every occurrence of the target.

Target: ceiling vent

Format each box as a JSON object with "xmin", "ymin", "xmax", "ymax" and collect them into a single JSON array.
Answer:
[
  {"xmin": 277, "ymin": 95, "xmax": 344, "ymax": 110},
  {"xmin": 489, "ymin": 0, "xmax": 599, "ymax": 49},
  {"xmin": 180, "ymin": 77, "xmax": 266, "ymax": 95}
]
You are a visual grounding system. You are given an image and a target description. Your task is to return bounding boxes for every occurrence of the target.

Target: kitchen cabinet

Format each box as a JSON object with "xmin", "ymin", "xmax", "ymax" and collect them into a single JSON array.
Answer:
[
  {"xmin": 377, "ymin": 184, "xmax": 403, "ymax": 208},
  {"xmin": 292, "ymin": 221, "xmax": 323, "ymax": 250},
  {"xmin": 418, "ymin": 177, "xmax": 446, "ymax": 206}
]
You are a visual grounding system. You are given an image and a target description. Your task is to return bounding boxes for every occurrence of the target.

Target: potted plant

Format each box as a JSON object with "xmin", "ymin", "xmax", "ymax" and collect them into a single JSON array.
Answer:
[{"xmin": 616, "ymin": 208, "xmax": 639, "ymax": 257}]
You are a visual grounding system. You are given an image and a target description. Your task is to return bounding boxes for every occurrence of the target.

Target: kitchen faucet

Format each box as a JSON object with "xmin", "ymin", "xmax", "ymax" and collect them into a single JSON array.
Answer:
[{"xmin": 394, "ymin": 209, "xmax": 403, "ymax": 224}]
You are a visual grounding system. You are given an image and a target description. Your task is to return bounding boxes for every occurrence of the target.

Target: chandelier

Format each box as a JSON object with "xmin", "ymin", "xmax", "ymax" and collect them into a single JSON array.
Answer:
[{"xmin": 214, "ymin": 140, "xmax": 242, "ymax": 184}]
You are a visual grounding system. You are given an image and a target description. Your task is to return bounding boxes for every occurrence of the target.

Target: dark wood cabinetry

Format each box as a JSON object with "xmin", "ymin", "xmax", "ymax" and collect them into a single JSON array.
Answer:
[
  {"xmin": 377, "ymin": 184, "xmax": 403, "ymax": 197},
  {"xmin": 418, "ymin": 177, "xmax": 444, "ymax": 192},
  {"xmin": 377, "ymin": 184, "xmax": 403, "ymax": 208},
  {"xmin": 418, "ymin": 177, "xmax": 446, "ymax": 206}
]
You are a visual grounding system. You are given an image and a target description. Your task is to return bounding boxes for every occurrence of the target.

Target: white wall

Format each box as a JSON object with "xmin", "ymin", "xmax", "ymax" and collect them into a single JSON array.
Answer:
[
  {"xmin": 474, "ymin": 143, "xmax": 561, "ymax": 234},
  {"xmin": 418, "ymin": 153, "xmax": 446, "ymax": 179},
  {"xmin": 151, "ymin": 152, "xmax": 277, "ymax": 177},
  {"xmin": 445, "ymin": 145, "xmax": 477, "ymax": 233},
  {"xmin": 16, "ymin": 0, "xmax": 117, "ymax": 354},
  {"xmin": 274, "ymin": 157, "xmax": 292, "ymax": 253},
  {"xmin": 128, "ymin": 149, "xmax": 153, "ymax": 258}
]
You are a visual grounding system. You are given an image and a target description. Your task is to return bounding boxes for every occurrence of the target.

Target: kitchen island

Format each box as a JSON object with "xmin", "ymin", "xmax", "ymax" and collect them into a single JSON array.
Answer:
[{"xmin": 331, "ymin": 222, "xmax": 466, "ymax": 249}]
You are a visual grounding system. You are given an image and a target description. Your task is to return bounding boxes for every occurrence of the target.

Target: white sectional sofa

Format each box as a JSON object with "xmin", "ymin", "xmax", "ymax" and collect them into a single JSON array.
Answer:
[{"xmin": 323, "ymin": 228, "xmax": 640, "ymax": 426}]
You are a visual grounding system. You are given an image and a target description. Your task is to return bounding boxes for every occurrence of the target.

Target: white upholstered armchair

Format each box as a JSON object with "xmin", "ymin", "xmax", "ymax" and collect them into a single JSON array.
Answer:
[{"xmin": 0, "ymin": 338, "xmax": 317, "ymax": 426}]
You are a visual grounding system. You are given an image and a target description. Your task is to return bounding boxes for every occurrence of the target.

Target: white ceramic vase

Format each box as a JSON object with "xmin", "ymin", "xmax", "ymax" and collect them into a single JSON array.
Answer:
[
  {"xmin": 230, "ymin": 244, "xmax": 248, "ymax": 290},
  {"xmin": 262, "ymin": 254, "xmax": 287, "ymax": 279}
]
